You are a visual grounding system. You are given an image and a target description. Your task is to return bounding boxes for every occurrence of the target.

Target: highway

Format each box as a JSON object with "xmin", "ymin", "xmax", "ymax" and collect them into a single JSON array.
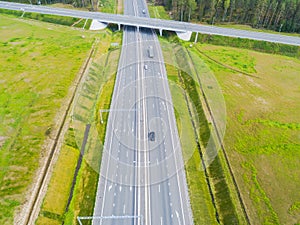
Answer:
[
  {"xmin": 92, "ymin": 0, "xmax": 193, "ymax": 224},
  {"xmin": 1, "ymin": 1, "xmax": 300, "ymax": 46}
]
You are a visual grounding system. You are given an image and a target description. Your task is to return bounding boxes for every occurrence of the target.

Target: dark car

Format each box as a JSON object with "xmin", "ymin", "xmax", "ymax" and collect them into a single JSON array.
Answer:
[{"xmin": 148, "ymin": 131, "xmax": 155, "ymax": 141}]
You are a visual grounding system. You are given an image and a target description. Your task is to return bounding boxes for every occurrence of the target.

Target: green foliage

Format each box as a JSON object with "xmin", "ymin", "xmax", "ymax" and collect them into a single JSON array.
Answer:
[
  {"xmin": 197, "ymin": 43, "xmax": 300, "ymax": 223},
  {"xmin": 194, "ymin": 33, "xmax": 300, "ymax": 58},
  {"xmin": 99, "ymin": 0, "xmax": 116, "ymax": 13},
  {"xmin": 289, "ymin": 202, "xmax": 300, "ymax": 215},
  {"xmin": 166, "ymin": 64, "xmax": 218, "ymax": 224},
  {"xmin": 209, "ymin": 156, "xmax": 239, "ymax": 224},
  {"xmin": 0, "ymin": 14, "xmax": 96, "ymax": 224},
  {"xmin": 242, "ymin": 162, "xmax": 280, "ymax": 224},
  {"xmin": 152, "ymin": 0, "xmax": 300, "ymax": 33},
  {"xmin": 0, "ymin": 8, "xmax": 79, "ymax": 26},
  {"xmin": 148, "ymin": 5, "xmax": 170, "ymax": 20},
  {"xmin": 178, "ymin": 71, "xmax": 211, "ymax": 146},
  {"xmin": 173, "ymin": 66, "xmax": 240, "ymax": 223}
]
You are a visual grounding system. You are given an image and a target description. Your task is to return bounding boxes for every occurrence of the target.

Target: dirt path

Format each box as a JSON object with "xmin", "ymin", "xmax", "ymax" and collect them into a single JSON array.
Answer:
[{"xmin": 117, "ymin": 0, "xmax": 123, "ymax": 14}]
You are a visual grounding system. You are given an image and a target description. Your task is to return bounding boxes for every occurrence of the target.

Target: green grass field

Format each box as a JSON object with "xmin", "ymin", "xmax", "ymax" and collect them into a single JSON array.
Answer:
[
  {"xmin": 0, "ymin": 13, "xmax": 99, "ymax": 224},
  {"xmin": 36, "ymin": 30, "xmax": 120, "ymax": 223},
  {"xmin": 164, "ymin": 42, "xmax": 247, "ymax": 224},
  {"xmin": 148, "ymin": 5, "xmax": 170, "ymax": 20},
  {"xmin": 191, "ymin": 43, "xmax": 300, "ymax": 224}
]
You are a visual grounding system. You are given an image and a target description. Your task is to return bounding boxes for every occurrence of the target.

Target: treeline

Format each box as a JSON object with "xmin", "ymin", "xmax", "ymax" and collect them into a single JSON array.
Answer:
[{"xmin": 161, "ymin": 0, "xmax": 300, "ymax": 33}]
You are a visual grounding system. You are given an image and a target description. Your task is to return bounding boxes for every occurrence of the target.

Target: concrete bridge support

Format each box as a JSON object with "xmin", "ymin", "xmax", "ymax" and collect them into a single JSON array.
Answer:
[
  {"xmin": 159, "ymin": 28, "xmax": 163, "ymax": 36},
  {"xmin": 194, "ymin": 32, "xmax": 198, "ymax": 43}
]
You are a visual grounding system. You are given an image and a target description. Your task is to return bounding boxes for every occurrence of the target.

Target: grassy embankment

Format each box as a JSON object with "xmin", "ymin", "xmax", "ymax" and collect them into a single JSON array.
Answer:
[
  {"xmin": 98, "ymin": 0, "xmax": 117, "ymax": 13},
  {"xmin": 0, "ymin": 13, "xmax": 98, "ymax": 224},
  {"xmin": 191, "ymin": 32, "xmax": 300, "ymax": 59},
  {"xmin": 163, "ymin": 41, "xmax": 247, "ymax": 224},
  {"xmin": 166, "ymin": 64, "xmax": 219, "ymax": 225},
  {"xmin": 188, "ymin": 43, "xmax": 300, "ymax": 224},
  {"xmin": 0, "ymin": 7, "xmax": 92, "ymax": 29},
  {"xmin": 215, "ymin": 24, "xmax": 300, "ymax": 38},
  {"xmin": 148, "ymin": 4, "xmax": 170, "ymax": 20},
  {"xmin": 36, "ymin": 30, "xmax": 122, "ymax": 224}
]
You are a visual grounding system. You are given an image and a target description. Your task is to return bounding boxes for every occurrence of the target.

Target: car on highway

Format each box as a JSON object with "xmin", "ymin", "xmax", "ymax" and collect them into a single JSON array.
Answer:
[
  {"xmin": 144, "ymin": 64, "xmax": 148, "ymax": 70},
  {"xmin": 148, "ymin": 46, "xmax": 154, "ymax": 58},
  {"xmin": 148, "ymin": 131, "xmax": 155, "ymax": 141}
]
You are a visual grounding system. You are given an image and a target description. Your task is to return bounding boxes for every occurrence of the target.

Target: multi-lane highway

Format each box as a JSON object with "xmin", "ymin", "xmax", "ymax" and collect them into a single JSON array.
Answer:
[
  {"xmin": 1, "ymin": 1, "xmax": 300, "ymax": 46},
  {"xmin": 92, "ymin": 0, "xmax": 193, "ymax": 224}
]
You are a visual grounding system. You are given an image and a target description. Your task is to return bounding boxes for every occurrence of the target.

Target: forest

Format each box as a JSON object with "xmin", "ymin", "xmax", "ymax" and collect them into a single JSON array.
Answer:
[
  {"xmin": 5, "ymin": 0, "xmax": 300, "ymax": 33},
  {"xmin": 165, "ymin": 0, "xmax": 300, "ymax": 33}
]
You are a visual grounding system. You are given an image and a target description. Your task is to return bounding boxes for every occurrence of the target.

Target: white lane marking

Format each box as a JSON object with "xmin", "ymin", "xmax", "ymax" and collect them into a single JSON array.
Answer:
[
  {"xmin": 160, "ymin": 217, "xmax": 163, "ymax": 225},
  {"xmin": 156, "ymin": 158, "xmax": 159, "ymax": 165},
  {"xmin": 158, "ymin": 184, "xmax": 160, "ymax": 193},
  {"xmin": 130, "ymin": 186, "xmax": 132, "ymax": 192},
  {"xmin": 119, "ymin": 185, "xmax": 122, "ymax": 192},
  {"xmin": 113, "ymin": 203, "xmax": 115, "ymax": 207},
  {"xmin": 176, "ymin": 210, "xmax": 182, "ymax": 225},
  {"xmin": 126, "ymin": 151, "xmax": 129, "ymax": 158},
  {"xmin": 123, "ymin": 204, "xmax": 126, "ymax": 214},
  {"xmin": 114, "ymin": 192, "xmax": 116, "ymax": 196}
]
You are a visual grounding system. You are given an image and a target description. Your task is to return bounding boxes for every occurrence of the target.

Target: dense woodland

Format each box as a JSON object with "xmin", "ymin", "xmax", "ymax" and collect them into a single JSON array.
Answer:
[
  {"xmin": 166, "ymin": 0, "xmax": 300, "ymax": 33},
  {"xmin": 5, "ymin": 0, "xmax": 300, "ymax": 33}
]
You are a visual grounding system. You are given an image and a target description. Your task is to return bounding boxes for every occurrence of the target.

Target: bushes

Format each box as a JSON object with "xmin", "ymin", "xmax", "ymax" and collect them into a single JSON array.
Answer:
[
  {"xmin": 0, "ymin": 8, "xmax": 78, "ymax": 26},
  {"xmin": 193, "ymin": 33, "xmax": 300, "ymax": 58}
]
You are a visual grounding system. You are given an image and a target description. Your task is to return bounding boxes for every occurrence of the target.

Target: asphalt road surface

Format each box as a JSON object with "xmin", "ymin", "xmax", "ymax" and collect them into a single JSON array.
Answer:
[
  {"xmin": 1, "ymin": 1, "xmax": 300, "ymax": 46},
  {"xmin": 92, "ymin": 0, "xmax": 193, "ymax": 224}
]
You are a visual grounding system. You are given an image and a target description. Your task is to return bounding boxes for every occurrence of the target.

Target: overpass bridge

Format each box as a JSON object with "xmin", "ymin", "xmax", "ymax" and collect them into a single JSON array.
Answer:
[{"xmin": 1, "ymin": 1, "xmax": 300, "ymax": 46}]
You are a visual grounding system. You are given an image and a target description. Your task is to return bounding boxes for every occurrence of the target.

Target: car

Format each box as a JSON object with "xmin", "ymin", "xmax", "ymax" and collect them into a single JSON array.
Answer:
[
  {"xmin": 148, "ymin": 131, "xmax": 155, "ymax": 141},
  {"xmin": 144, "ymin": 64, "xmax": 148, "ymax": 70},
  {"xmin": 148, "ymin": 46, "xmax": 154, "ymax": 58},
  {"xmin": 142, "ymin": 9, "xmax": 146, "ymax": 14}
]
